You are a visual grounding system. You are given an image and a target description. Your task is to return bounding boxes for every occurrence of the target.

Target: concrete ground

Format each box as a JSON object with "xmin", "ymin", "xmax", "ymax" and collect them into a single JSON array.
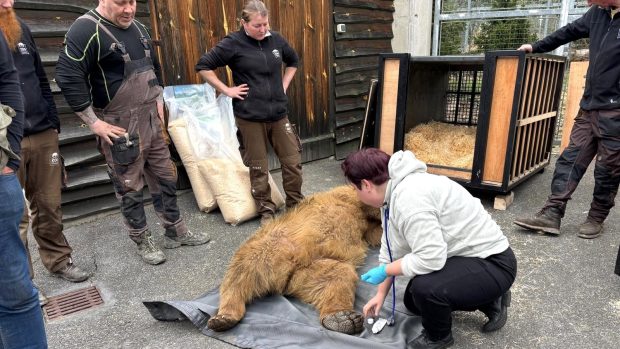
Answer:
[{"xmin": 32, "ymin": 155, "xmax": 619, "ymax": 349}]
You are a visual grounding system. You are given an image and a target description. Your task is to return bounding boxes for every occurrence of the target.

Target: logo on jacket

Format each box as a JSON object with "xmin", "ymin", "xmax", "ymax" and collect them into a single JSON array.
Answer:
[
  {"xmin": 50, "ymin": 152, "xmax": 60, "ymax": 166},
  {"xmin": 17, "ymin": 42, "xmax": 29, "ymax": 55},
  {"xmin": 272, "ymin": 49, "xmax": 280, "ymax": 59}
]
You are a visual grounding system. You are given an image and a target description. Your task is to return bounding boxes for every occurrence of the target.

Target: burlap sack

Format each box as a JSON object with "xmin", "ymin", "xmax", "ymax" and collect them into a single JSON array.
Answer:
[
  {"xmin": 167, "ymin": 118, "xmax": 217, "ymax": 212},
  {"xmin": 197, "ymin": 158, "xmax": 285, "ymax": 226}
]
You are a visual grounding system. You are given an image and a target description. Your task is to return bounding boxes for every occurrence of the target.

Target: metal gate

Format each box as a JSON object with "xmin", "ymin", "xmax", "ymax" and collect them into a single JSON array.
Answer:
[{"xmin": 432, "ymin": 0, "xmax": 591, "ymax": 56}]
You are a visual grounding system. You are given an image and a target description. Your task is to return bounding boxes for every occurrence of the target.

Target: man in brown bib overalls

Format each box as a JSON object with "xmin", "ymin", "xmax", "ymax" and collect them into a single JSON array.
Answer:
[{"xmin": 56, "ymin": 0, "xmax": 209, "ymax": 265}]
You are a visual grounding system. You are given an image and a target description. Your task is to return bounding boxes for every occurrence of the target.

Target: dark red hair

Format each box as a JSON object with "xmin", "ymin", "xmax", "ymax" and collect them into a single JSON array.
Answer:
[{"xmin": 341, "ymin": 148, "xmax": 390, "ymax": 189}]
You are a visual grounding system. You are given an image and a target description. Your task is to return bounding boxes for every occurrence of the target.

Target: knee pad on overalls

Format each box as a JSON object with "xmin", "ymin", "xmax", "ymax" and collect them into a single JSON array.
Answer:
[
  {"xmin": 121, "ymin": 191, "xmax": 147, "ymax": 229},
  {"xmin": 157, "ymin": 179, "xmax": 180, "ymax": 222}
]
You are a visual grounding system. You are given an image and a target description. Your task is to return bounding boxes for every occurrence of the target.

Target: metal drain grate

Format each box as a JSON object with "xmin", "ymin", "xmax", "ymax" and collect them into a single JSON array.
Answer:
[{"xmin": 43, "ymin": 285, "xmax": 104, "ymax": 320}]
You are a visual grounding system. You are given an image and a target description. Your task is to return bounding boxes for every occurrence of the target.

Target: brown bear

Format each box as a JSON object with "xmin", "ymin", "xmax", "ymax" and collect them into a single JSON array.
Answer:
[{"xmin": 207, "ymin": 185, "xmax": 382, "ymax": 334}]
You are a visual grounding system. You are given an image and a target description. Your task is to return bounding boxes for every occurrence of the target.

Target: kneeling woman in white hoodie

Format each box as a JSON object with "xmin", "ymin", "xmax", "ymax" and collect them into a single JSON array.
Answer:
[{"xmin": 341, "ymin": 148, "xmax": 517, "ymax": 349}]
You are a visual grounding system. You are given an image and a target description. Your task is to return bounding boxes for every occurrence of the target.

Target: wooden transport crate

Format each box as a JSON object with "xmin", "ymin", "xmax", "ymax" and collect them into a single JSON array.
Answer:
[{"xmin": 373, "ymin": 51, "xmax": 566, "ymax": 193}]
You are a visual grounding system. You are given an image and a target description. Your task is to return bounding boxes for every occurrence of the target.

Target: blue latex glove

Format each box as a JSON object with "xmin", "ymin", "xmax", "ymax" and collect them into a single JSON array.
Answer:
[{"xmin": 361, "ymin": 264, "xmax": 387, "ymax": 285}]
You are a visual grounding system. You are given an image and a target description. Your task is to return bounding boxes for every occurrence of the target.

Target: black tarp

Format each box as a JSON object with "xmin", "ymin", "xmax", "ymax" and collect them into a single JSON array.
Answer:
[{"xmin": 144, "ymin": 249, "xmax": 423, "ymax": 348}]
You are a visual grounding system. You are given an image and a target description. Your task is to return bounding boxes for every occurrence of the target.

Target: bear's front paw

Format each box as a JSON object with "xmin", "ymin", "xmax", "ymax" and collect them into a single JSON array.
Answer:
[
  {"xmin": 321, "ymin": 310, "xmax": 364, "ymax": 334},
  {"xmin": 207, "ymin": 314, "xmax": 240, "ymax": 332}
]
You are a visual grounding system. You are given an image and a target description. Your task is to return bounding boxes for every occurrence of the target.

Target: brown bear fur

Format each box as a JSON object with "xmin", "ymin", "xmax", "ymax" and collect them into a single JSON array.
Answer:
[{"xmin": 208, "ymin": 185, "xmax": 382, "ymax": 334}]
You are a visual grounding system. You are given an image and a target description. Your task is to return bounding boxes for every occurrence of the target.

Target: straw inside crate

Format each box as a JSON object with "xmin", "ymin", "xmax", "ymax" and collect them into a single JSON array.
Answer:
[{"xmin": 404, "ymin": 121, "xmax": 476, "ymax": 169}]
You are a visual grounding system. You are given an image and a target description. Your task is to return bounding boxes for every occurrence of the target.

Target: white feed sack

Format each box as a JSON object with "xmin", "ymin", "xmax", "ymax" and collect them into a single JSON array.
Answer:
[
  {"xmin": 167, "ymin": 118, "xmax": 218, "ymax": 212},
  {"xmin": 197, "ymin": 159, "xmax": 285, "ymax": 226},
  {"xmin": 165, "ymin": 84, "xmax": 285, "ymax": 224}
]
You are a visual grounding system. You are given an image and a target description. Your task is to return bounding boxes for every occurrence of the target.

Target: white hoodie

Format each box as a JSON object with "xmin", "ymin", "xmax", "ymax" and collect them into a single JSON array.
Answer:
[{"xmin": 379, "ymin": 151, "xmax": 510, "ymax": 278}]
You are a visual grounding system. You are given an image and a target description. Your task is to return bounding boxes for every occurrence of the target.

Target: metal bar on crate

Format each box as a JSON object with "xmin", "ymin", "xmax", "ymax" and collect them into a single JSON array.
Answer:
[
  {"xmin": 455, "ymin": 70, "xmax": 463, "ymax": 124},
  {"xmin": 469, "ymin": 70, "xmax": 478, "ymax": 126}
]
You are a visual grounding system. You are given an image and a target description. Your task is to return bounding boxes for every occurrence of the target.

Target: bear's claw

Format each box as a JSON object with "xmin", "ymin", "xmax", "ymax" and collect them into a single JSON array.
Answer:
[
  {"xmin": 207, "ymin": 314, "xmax": 240, "ymax": 332},
  {"xmin": 321, "ymin": 310, "xmax": 364, "ymax": 334}
]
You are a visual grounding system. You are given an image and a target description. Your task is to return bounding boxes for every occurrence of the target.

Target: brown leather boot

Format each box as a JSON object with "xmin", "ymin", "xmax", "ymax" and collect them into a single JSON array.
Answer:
[
  {"xmin": 513, "ymin": 207, "xmax": 561, "ymax": 235},
  {"xmin": 577, "ymin": 218, "xmax": 603, "ymax": 239}
]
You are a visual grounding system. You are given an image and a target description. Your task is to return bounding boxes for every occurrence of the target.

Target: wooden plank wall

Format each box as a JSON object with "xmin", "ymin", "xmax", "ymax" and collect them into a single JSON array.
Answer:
[
  {"xmin": 150, "ymin": 0, "xmax": 333, "ymax": 163},
  {"xmin": 15, "ymin": 0, "xmax": 391, "ymax": 220},
  {"xmin": 333, "ymin": 0, "xmax": 394, "ymax": 159},
  {"xmin": 15, "ymin": 0, "xmax": 152, "ymax": 221}
]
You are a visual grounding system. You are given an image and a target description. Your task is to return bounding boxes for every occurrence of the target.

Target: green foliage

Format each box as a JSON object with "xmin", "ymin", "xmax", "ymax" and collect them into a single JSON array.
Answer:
[
  {"xmin": 472, "ymin": 0, "xmax": 538, "ymax": 53},
  {"xmin": 440, "ymin": 22, "xmax": 467, "ymax": 55},
  {"xmin": 439, "ymin": 0, "xmax": 466, "ymax": 55}
]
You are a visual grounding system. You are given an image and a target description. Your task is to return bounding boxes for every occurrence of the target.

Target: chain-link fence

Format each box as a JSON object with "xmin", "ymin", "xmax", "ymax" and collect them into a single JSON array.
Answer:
[
  {"xmin": 437, "ymin": 0, "xmax": 590, "ymax": 55},
  {"xmin": 434, "ymin": 0, "xmax": 592, "ymax": 145}
]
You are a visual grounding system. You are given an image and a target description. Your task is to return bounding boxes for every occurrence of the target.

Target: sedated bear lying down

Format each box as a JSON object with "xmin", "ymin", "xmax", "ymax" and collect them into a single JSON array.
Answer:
[{"xmin": 208, "ymin": 185, "xmax": 382, "ymax": 334}]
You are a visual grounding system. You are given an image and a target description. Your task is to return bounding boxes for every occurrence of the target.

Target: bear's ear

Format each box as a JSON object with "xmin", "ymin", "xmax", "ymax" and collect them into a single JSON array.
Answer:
[{"xmin": 331, "ymin": 185, "xmax": 357, "ymax": 202}]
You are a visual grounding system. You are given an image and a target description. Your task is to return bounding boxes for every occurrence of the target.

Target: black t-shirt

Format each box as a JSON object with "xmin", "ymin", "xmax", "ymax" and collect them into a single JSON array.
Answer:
[{"xmin": 56, "ymin": 10, "xmax": 163, "ymax": 112}]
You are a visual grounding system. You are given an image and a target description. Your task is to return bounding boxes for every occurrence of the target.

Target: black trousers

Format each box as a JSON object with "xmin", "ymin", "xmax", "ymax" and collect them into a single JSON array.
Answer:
[
  {"xmin": 404, "ymin": 247, "xmax": 517, "ymax": 340},
  {"xmin": 543, "ymin": 109, "xmax": 620, "ymax": 223}
]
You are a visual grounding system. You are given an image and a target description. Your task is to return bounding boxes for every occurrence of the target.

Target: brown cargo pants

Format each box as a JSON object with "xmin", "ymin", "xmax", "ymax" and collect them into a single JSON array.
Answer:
[
  {"xmin": 17, "ymin": 128, "xmax": 73, "ymax": 275},
  {"xmin": 235, "ymin": 116, "xmax": 304, "ymax": 216}
]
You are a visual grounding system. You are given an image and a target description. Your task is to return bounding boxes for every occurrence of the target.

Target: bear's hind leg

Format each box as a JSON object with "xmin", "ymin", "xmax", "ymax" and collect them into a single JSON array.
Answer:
[
  {"xmin": 286, "ymin": 259, "xmax": 363, "ymax": 334},
  {"xmin": 208, "ymin": 235, "xmax": 297, "ymax": 331}
]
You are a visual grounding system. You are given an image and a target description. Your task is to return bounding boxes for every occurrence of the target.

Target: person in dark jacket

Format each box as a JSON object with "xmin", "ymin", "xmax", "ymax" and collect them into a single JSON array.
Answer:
[
  {"xmin": 56, "ymin": 0, "xmax": 209, "ymax": 265},
  {"xmin": 0, "ymin": 22, "xmax": 48, "ymax": 348},
  {"xmin": 0, "ymin": 0, "xmax": 89, "ymax": 292},
  {"xmin": 196, "ymin": 0, "xmax": 304, "ymax": 225},
  {"xmin": 514, "ymin": 0, "xmax": 620, "ymax": 240}
]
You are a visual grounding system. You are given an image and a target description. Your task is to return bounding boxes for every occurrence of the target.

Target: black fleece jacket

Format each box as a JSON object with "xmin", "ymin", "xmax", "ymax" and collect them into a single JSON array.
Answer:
[
  {"xmin": 0, "ymin": 28, "xmax": 24, "ymax": 171},
  {"xmin": 13, "ymin": 18, "xmax": 59, "ymax": 136},
  {"xmin": 532, "ymin": 6, "xmax": 620, "ymax": 110},
  {"xmin": 195, "ymin": 29, "xmax": 299, "ymax": 122}
]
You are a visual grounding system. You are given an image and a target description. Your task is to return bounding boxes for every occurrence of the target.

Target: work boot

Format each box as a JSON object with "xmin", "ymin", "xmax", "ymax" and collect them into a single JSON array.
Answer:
[
  {"xmin": 577, "ymin": 218, "xmax": 603, "ymax": 239},
  {"xmin": 513, "ymin": 207, "xmax": 561, "ymax": 235},
  {"xmin": 163, "ymin": 230, "xmax": 210, "ymax": 249},
  {"xmin": 52, "ymin": 263, "xmax": 90, "ymax": 282},
  {"xmin": 480, "ymin": 290, "xmax": 511, "ymax": 333},
  {"xmin": 137, "ymin": 231, "xmax": 166, "ymax": 265},
  {"xmin": 409, "ymin": 330, "xmax": 454, "ymax": 349}
]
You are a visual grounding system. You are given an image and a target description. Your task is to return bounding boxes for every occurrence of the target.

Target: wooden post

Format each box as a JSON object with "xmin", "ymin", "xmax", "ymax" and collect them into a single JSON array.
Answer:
[{"xmin": 560, "ymin": 61, "xmax": 588, "ymax": 153}]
